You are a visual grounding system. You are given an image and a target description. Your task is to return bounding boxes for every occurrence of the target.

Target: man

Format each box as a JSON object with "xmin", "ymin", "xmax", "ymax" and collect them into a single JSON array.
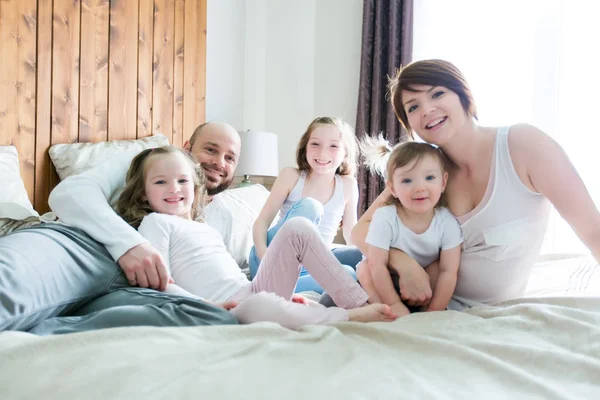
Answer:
[
  {"xmin": 184, "ymin": 122, "xmax": 240, "ymax": 198},
  {"xmin": 0, "ymin": 122, "xmax": 242, "ymax": 334},
  {"xmin": 50, "ymin": 121, "xmax": 243, "ymax": 292}
]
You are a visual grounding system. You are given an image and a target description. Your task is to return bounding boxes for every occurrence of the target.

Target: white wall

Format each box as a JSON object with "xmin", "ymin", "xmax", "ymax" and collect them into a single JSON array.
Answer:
[
  {"xmin": 206, "ymin": 0, "xmax": 363, "ymax": 169},
  {"xmin": 314, "ymin": 1, "xmax": 363, "ymax": 124},
  {"xmin": 205, "ymin": 0, "xmax": 246, "ymax": 129}
]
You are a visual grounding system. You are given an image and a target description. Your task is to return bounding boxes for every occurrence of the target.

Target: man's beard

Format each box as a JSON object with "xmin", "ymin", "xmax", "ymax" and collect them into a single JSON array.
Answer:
[
  {"xmin": 205, "ymin": 178, "xmax": 233, "ymax": 196},
  {"xmin": 201, "ymin": 163, "xmax": 234, "ymax": 196}
]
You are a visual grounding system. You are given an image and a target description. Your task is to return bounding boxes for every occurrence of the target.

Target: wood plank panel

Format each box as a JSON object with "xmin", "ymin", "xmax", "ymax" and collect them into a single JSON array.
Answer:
[
  {"xmin": 0, "ymin": 0, "xmax": 37, "ymax": 201},
  {"xmin": 79, "ymin": 0, "xmax": 109, "ymax": 143},
  {"xmin": 16, "ymin": 0, "xmax": 38, "ymax": 200},
  {"xmin": 0, "ymin": 1, "xmax": 17, "ymax": 149},
  {"xmin": 137, "ymin": 0, "xmax": 154, "ymax": 138},
  {"xmin": 0, "ymin": 0, "xmax": 207, "ymax": 212},
  {"xmin": 51, "ymin": 0, "xmax": 81, "ymax": 145},
  {"xmin": 34, "ymin": 0, "xmax": 54, "ymax": 212},
  {"xmin": 108, "ymin": 0, "xmax": 138, "ymax": 140},
  {"xmin": 172, "ymin": 0, "xmax": 184, "ymax": 147},
  {"xmin": 152, "ymin": 0, "xmax": 174, "ymax": 141},
  {"xmin": 183, "ymin": 0, "xmax": 206, "ymax": 142}
]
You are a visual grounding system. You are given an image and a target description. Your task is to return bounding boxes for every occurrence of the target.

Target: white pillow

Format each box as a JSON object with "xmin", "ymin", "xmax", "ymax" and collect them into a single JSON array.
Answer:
[
  {"xmin": 0, "ymin": 146, "xmax": 39, "ymax": 219},
  {"xmin": 204, "ymin": 184, "xmax": 276, "ymax": 269},
  {"xmin": 49, "ymin": 134, "xmax": 170, "ymax": 180}
]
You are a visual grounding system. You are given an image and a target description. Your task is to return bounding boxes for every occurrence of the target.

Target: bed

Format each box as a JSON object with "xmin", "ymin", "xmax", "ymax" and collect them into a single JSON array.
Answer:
[
  {"xmin": 2, "ymin": 295, "xmax": 600, "ymax": 399},
  {"xmin": 1, "ymin": 1, "xmax": 600, "ymax": 399},
  {"xmin": 2, "ymin": 175, "xmax": 599, "ymax": 400}
]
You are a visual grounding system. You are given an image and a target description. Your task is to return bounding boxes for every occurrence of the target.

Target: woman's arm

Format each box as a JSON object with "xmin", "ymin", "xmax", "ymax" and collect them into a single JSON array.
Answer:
[
  {"xmin": 367, "ymin": 246, "xmax": 402, "ymax": 305},
  {"xmin": 515, "ymin": 125, "xmax": 600, "ymax": 262},
  {"xmin": 341, "ymin": 176, "xmax": 359, "ymax": 245},
  {"xmin": 252, "ymin": 167, "xmax": 298, "ymax": 260},
  {"xmin": 425, "ymin": 245, "xmax": 460, "ymax": 312},
  {"xmin": 350, "ymin": 188, "xmax": 392, "ymax": 254}
]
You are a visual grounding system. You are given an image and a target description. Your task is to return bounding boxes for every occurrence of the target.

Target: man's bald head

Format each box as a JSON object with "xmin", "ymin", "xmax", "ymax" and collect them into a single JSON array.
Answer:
[
  {"xmin": 184, "ymin": 121, "xmax": 241, "ymax": 198},
  {"xmin": 187, "ymin": 122, "xmax": 238, "ymax": 149}
]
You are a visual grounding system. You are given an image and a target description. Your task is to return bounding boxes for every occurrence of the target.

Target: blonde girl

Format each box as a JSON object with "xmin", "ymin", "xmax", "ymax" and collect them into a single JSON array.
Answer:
[
  {"xmin": 116, "ymin": 146, "xmax": 397, "ymax": 329},
  {"xmin": 357, "ymin": 139, "xmax": 463, "ymax": 317},
  {"xmin": 250, "ymin": 117, "xmax": 362, "ymax": 293}
]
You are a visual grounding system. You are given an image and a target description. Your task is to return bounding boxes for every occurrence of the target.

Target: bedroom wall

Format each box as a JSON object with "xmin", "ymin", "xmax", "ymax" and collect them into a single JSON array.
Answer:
[
  {"xmin": 205, "ymin": 0, "xmax": 245, "ymax": 129},
  {"xmin": 0, "ymin": 0, "xmax": 207, "ymax": 213},
  {"xmin": 207, "ymin": 0, "xmax": 363, "ymax": 170}
]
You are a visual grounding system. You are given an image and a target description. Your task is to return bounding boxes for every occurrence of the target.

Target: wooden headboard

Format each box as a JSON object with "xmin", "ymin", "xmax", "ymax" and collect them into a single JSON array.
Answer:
[{"xmin": 0, "ymin": 0, "xmax": 207, "ymax": 213}]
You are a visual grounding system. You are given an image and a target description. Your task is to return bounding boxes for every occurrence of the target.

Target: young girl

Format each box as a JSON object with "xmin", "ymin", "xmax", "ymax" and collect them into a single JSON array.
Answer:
[
  {"xmin": 357, "ymin": 139, "xmax": 463, "ymax": 317},
  {"xmin": 116, "ymin": 146, "xmax": 397, "ymax": 329},
  {"xmin": 250, "ymin": 117, "xmax": 362, "ymax": 293}
]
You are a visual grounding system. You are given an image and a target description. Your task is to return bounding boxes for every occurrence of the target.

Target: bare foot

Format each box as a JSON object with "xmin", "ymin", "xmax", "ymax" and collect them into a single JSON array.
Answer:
[
  {"xmin": 348, "ymin": 304, "xmax": 398, "ymax": 323},
  {"xmin": 390, "ymin": 302, "xmax": 411, "ymax": 317}
]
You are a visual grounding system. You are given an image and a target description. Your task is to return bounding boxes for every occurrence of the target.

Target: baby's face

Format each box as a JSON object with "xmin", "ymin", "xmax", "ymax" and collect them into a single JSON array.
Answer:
[{"xmin": 388, "ymin": 155, "xmax": 447, "ymax": 214}]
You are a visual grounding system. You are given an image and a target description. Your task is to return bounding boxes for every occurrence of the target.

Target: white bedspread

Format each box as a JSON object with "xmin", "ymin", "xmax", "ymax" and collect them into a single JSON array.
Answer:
[{"xmin": 1, "ymin": 296, "xmax": 599, "ymax": 400}]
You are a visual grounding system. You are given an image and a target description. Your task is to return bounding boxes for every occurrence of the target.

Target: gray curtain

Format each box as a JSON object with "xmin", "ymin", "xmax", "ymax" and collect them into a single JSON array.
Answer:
[{"xmin": 356, "ymin": 0, "xmax": 413, "ymax": 216}]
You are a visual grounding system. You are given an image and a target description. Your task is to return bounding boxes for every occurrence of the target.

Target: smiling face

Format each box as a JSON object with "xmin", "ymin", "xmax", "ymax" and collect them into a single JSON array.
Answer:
[
  {"xmin": 388, "ymin": 154, "xmax": 448, "ymax": 215},
  {"xmin": 389, "ymin": 60, "xmax": 477, "ymax": 141},
  {"xmin": 184, "ymin": 122, "xmax": 241, "ymax": 197},
  {"xmin": 401, "ymin": 85, "xmax": 469, "ymax": 146},
  {"xmin": 304, "ymin": 124, "xmax": 346, "ymax": 175},
  {"xmin": 144, "ymin": 153, "xmax": 196, "ymax": 219}
]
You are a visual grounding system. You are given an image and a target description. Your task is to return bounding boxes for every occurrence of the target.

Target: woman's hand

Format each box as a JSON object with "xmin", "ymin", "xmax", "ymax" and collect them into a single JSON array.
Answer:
[
  {"xmin": 389, "ymin": 249, "xmax": 432, "ymax": 307},
  {"xmin": 351, "ymin": 188, "xmax": 393, "ymax": 254}
]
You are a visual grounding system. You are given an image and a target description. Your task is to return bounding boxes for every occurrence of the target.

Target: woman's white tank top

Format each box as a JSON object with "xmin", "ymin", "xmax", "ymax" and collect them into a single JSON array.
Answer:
[{"xmin": 450, "ymin": 126, "xmax": 550, "ymax": 309}]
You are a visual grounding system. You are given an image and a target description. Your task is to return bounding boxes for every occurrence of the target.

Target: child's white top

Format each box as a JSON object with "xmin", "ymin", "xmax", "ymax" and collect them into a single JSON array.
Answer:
[
  {"xmin": 48, "ymin": 149, "xmax": 235, "ymax": 262},
  {"xmin": 138, "ymin": 213, "xmax": 250, "ymax": 302},
  {"xmin": 279, "ymin": 170, "xmax": 344, "ymax": 244},
  {"xmin": 366, "ymin": 205, "xmax": 463, "ymax": 268}
]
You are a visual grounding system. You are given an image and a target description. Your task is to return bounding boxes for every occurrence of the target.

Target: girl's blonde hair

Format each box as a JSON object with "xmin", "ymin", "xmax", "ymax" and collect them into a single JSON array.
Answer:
[
  {"xmin": 360, "ymin": 136, "xmax": 448, "ymax": 208},
  {"xmin": 116, "ymin": 146, "xmax": 206, "ymax": 228},
  {"xmin": 296, "ymin": 116, "xmax": 358, "ymax": 176}
]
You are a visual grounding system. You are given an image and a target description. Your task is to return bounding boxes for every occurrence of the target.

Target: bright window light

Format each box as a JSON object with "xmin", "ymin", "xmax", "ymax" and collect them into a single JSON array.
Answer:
[{"xmin": 413, "ymin": 0, "xmax": 600, "ymax": 255}]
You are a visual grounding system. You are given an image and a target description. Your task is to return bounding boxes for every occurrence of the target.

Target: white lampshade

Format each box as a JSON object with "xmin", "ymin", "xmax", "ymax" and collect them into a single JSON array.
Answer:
[{"xmin": 236, "ymin": 130, "xmax": 279, "ymax": 177}]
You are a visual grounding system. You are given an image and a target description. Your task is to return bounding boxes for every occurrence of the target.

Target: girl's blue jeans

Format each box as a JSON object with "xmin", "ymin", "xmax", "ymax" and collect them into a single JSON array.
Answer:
[{"xmin": 248, "ymin": 197, "xmax": 362, "ymax": 293}]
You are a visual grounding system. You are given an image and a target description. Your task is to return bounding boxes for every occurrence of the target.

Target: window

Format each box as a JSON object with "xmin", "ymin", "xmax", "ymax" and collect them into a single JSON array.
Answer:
[{"xmin": 413, "ymin": 0, "xmax": 600, "ymax": 254}]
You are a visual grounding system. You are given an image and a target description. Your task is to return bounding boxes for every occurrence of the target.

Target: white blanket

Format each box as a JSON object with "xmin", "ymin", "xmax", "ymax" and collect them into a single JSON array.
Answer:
[{"xmin": 1, "ymin": 296, "xmax": 599, "ymax": 400}]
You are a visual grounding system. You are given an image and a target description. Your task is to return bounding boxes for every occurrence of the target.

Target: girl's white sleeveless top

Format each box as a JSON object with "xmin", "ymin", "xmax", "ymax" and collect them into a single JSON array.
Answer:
[{"xmin": 279, "ymin": 171, "xmax": 345, "ymax": 245}]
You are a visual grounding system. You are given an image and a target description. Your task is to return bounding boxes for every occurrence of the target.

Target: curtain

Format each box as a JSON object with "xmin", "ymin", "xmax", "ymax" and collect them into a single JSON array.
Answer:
[{"xmin": 355, "ymin": 0, "xmax": 413, "ymax": 216}]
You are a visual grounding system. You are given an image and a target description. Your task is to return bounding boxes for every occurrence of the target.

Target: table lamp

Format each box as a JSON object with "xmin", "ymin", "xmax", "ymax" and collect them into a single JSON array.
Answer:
[{"xmin": 236, "ymin": 130, "xmax": 279, "ymax": 187}]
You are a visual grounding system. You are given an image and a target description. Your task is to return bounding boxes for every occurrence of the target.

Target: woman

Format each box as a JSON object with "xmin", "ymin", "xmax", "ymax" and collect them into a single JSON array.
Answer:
[{"xmin": 351, "ymin": 59, "xmax": 600, "ymax": 310}]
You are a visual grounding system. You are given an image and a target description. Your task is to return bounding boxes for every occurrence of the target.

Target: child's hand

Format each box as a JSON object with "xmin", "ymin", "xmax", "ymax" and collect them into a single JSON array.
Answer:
[
  {"xmin": 390, "ymin": 302, "xmax": 410, "ymax": 318},
  {"xmin": 217, "ymin": 301, "xmax": 239, "ymax": 310},
  {"xmin": 291, "ymin": 294, "xmax": 308, "ymax": 305}
]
